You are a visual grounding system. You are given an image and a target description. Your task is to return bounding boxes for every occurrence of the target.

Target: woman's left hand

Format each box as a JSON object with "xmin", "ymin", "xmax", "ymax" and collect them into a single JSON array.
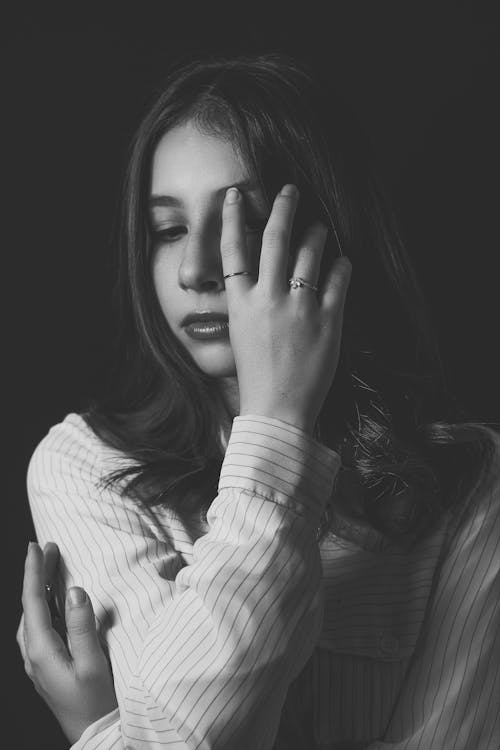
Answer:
[{"xmin": 17, "ymin": 542, "xmax": 118, "ymax": 744}]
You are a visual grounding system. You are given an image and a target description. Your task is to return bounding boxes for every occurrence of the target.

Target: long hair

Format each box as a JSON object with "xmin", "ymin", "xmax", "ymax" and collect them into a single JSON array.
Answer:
[{"xmin": 83, "ymin": 52, "xmax": 499, "ymax": 545}]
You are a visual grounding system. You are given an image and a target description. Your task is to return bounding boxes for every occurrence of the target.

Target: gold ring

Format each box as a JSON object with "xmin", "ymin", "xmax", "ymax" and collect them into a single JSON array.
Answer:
[{"xmin": 223, "ymin": 270, "xmax": 252, "ymax": 280}]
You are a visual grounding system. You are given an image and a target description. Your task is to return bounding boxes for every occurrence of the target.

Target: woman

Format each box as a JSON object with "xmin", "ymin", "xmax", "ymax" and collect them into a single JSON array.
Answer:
[{"xmin": 18, "ymin": 53, "xmax": 500, "ymax": 749}]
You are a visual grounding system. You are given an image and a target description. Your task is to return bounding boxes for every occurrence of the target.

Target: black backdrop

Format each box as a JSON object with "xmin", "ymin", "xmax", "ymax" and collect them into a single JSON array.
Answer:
[{"xmin": 5, "ymin": 2, "xmax": 499, "ymax": 747}]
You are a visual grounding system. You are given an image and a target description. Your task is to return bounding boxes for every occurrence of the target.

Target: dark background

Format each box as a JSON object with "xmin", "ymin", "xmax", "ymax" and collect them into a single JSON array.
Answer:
[{"xmin": 5, "ymin": 2, "xmax": 499, "ymax": 747}]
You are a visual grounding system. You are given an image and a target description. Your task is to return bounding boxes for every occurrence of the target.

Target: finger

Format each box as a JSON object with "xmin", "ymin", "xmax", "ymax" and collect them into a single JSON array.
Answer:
[
  {"xmin": 42, "ymin": 542, "xmax": 60, "ymax": 589},
  {"xmin": 16, "ymin": 615, "xmax": 33, "ymax": 679},
  {"xmin": 42, "ymin": 542, "xmax": 64, "ymax": 628},
  {"xmin": 22, "ymin": 543, "xmax": 55, "ymax": 641},
  {"xmin": 259, "ymin": 184, "xmax": 299, "ymax": 295},
  {"xmin": 22, "ymin": 609, "xmax": 31, "ymax": 662},
  {"xmin": 290, "ymin": 221, "xmax": 329, "ymax": 294},
  {"xmin": 220, "ymin": 188, "xmax": 253, "ymax": 302},
  {"xmin": 319, "ymin": 255, "xmax": 352, "ymax": 313},
  {"xmin": 65, "ymin": 587, "xmax": 106, "ymax": 673},
  {"xmin": 22, "ymin": 543, "xmax": 69, "ymax": 660}
]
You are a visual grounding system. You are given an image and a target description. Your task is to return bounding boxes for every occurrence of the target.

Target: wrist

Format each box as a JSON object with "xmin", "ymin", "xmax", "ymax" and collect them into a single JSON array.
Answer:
[{"xmin": 238, "ymin": 409, "xmax": 315, "ymax": 436}]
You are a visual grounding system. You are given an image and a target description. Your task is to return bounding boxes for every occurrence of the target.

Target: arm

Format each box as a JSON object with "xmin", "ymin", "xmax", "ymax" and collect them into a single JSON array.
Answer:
[
  {"xmin": 25, "ymin": 181, "xmax": 350, "ymax": 749},
  {"xmin": 26, "ymin": 412, "xmax": 340, "ymax": 750}
]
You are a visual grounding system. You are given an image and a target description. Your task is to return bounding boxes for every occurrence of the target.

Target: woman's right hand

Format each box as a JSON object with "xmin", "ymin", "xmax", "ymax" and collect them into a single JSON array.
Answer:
[{"xmin": 220, "ymin": 184, "xmax": 352, "ymax": 434}]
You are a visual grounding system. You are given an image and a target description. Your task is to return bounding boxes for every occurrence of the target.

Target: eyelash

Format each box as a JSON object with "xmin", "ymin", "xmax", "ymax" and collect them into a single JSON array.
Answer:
[
  {"xmin": 153, "ymin": 221, "xmax": 266, "ymax": 245},
  {"xmin": 153, "ymin": 227, "xmax": 186, "ymax": 244}
]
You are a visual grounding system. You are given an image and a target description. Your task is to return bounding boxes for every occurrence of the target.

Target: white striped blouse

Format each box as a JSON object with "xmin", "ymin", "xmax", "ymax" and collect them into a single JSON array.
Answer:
[{"xmin": 26, "ymin": 412, "xmax": 500, "ymax": 749}]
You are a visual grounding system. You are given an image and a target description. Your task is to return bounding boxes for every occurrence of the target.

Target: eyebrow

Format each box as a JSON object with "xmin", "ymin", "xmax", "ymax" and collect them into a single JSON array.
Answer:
[{"xmin": 149, "ymin": 179, "xmax": 259, "ymax": 210}]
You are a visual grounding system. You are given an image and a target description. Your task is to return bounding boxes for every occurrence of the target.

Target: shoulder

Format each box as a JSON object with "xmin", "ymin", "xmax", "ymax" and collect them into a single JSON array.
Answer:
[
  {"xmin": 444, "ymin": 425, "xmax": 500, "ymax": 570},
  {"xmin": 27, "ymin": 411, "xmax": 134, "ymax": 496},
  {"xmin": 464, "ymin": 425, "xmax": 500, "ymax": 522},
  {"xmin": 25, "ymin": 412, "xmax": 172, "ymax": 542}
]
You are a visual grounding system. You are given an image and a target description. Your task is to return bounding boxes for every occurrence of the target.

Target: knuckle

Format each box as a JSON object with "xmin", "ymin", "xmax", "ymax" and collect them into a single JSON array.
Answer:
[
  {"xmin": 68, "ymin": 621, "xmax": 92, "ymax": 639},
  {"xmin": 26, "ymin": 642, "xmax": 44, "ymax": 665},
  {"xmin": 263, "ymin": 227, "xmax": 285, "ymax": 246},
  {"xmin": 77, "ymin": 662, "xmax": 101, "ymax": 683},
  {"xmin": 24, "ymin": 659, "xmax": 35, "ymax": 681},
  {"xmin": 51, "ymin": 641, "xmax": 68, "ymax": 662},
  {"xmin": 220, "ymin": 239, "xmax": 241, "ymax": 257},
  {"xmin": 16, "ymin": 631, "xmax": 24, "ymax": 653},
  {"xmin": 16, "ymin": 619, "xmax": 24, "ymax": 643}
]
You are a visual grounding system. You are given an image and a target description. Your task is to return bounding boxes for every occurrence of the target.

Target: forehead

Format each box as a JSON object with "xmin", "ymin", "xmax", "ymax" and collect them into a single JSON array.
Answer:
[{"xmin": 150, "ymin": 121, "xmax": 252, "ymax": 196}]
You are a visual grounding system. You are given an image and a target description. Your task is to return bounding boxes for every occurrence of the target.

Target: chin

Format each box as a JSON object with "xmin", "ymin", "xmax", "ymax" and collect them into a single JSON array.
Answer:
[{"xmin": 192, "ymin": 348, "xmax": 237, "ymax": 378}]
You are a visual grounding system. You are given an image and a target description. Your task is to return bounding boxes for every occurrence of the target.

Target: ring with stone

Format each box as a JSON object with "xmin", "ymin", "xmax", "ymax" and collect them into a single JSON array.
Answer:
[{"xmin": 288, "ymin": 276, "xmax": 318, "ymax": 292}]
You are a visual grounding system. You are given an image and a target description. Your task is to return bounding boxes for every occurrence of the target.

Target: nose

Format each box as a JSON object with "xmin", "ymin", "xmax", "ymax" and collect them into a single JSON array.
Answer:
[{"xmin": 178, "ymin": 227, "xmax": 225, "ymax": 293}]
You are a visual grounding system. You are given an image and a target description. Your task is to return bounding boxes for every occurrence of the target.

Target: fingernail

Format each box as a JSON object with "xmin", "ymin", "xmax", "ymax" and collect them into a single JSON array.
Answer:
[
  {"xmin": 280, "ymin": 184, "xmax": 298, "ymax": 198},
  {"xmin": 226, "ymin": 187, "xmax": 240, "ymax": 204},
  {"xmin": 68, "ymin": 587, "xmax": 87, "ymax": 607}
]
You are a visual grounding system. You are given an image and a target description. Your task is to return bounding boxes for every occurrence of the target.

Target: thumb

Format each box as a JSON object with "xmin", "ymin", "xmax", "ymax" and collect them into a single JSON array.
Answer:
[{"xmin": 65, "ymin": 587, "xmax": 104, "ymax": 671}]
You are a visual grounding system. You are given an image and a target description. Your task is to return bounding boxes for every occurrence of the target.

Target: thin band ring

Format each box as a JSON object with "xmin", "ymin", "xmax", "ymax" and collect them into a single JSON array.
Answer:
[
  {"xmin": 223, "ymin": 270, "xmax": 252, "ymax": 280},
  {"xmin": 288, "ymin": 276, "xmax": 318, "ymax": 292}
]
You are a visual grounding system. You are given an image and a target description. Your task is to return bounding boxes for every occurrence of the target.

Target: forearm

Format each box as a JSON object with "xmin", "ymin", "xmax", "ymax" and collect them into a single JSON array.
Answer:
[
  {"xmin": 28, "ymin": 413, "xmax": 340, "ymax": 750},
  {"xmin": 123, "ymin": 503, "xmax": 321, "ymax": 746},
  {"xmin": 119, "ymin": 415, "xmax": 339, "ymax": 749}
]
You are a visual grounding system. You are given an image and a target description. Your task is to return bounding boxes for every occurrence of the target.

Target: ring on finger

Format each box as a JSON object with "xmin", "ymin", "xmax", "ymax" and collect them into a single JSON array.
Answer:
[
  {"xmin": 288, "ymin": 276, "xmax": 318, "ymax": 292},
  {"xmin": 223, "ymin": 270, "xmax": 253, "ymax": 280}
]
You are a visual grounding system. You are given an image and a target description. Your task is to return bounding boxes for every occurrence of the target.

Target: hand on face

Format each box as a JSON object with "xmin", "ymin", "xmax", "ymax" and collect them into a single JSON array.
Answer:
[
  {"xmin": 221, "ymin": 183, "xmax": 352, "ymax": 435},
  {"xmin": 17, "ymin": 542, "xmax": 117, "ymax": 743}
]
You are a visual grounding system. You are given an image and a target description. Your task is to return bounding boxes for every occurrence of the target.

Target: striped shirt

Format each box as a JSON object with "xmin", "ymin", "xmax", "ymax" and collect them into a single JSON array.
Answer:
[{"xmin": 26, "ymin": 413, "xmax": 500, "ymax": 749}]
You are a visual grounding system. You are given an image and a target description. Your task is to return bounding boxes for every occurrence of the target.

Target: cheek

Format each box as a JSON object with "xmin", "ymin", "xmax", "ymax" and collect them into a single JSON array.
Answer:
[{"xmin": 151, "ymin": 252, "xmax": 176, "ymax": 315}]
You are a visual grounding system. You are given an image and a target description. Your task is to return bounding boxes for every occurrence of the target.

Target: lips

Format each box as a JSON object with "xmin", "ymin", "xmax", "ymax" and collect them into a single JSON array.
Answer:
[
  {"xmin": 182, "ymin": 311, "xmax": 230, "ymax": 341},
  {"xmin": 181, "ymin": 311, "xmax": 229, "ymax": 326}
]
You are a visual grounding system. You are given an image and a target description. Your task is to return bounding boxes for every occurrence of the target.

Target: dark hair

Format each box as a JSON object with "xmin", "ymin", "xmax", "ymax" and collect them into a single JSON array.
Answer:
[{"xmin": 83, "ymin": 52, "xmax": 499, "ymax": 545}]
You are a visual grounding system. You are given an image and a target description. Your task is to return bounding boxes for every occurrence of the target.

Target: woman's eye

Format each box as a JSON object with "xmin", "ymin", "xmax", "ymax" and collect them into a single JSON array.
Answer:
[
  {"xmin": 152, "ymin": 220, "xmax": 266, "ymax": 244},
  {"xmin": 153, "ymin": 226, "xmax": 187, "ymax": 244}
]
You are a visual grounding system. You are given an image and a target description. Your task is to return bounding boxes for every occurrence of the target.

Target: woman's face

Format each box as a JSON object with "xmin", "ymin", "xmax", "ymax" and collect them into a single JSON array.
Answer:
[{"xmin": 150, "ymin": 120, "xmax": 267, "ymax": 379}]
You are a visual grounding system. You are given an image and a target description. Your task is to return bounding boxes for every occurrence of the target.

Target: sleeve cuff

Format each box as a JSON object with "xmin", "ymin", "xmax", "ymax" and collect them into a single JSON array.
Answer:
[
  {"xmin": 218, "ymin": 414, "xmax": 341, "ymax": 525},
  {"xmin": 71, "ymin": 708, "xmax": 120, "ymax": 749}
]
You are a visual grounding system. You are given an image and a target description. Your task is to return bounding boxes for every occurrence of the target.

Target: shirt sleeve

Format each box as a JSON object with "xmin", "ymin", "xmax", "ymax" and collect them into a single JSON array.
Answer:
[
  {"xmin": 369, "ymin": 435, "xmax": 500, "ymax": 750},
  {"xmin": 27, "ymin": 413, "xmax": 341, "ymax": 750}
]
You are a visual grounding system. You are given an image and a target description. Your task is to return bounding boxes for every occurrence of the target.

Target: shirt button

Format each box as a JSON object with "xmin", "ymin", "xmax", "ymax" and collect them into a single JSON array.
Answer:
[{"xmin": 379, "ymin": 632, "xmax": 399, "ymax": 656}]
